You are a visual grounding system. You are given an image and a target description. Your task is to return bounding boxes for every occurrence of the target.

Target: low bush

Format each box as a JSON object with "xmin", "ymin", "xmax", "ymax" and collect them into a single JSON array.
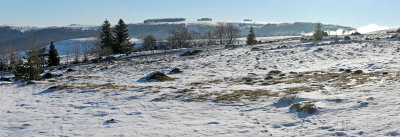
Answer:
[
  {"xmin": 353, "ymin": 70, "xmax": 363, "ymax": 74},
  {"xmin": 67, "ymin": 68, "xmax": 75, "ymax": 72},
  {"xmin": 43, "ymin": 73, "xmax": 54, "ymax": 79},
  {"xmin": 0, "ymin": 77, "xmax": 11, "ymax": 82},
  {"xmin": 391, "ymin": 34, "xmax": 400, "ymax": 39},
  {"xmin": 344, "ymin": 36, "xmax": 351, "ymax": 40},
  {"xmin": 314, "ymin": 48, "xmax": 324, "ymax": 52},
  {"xmin": 351, "ymin": 32, "xmax": 361, "ymax": 35}
]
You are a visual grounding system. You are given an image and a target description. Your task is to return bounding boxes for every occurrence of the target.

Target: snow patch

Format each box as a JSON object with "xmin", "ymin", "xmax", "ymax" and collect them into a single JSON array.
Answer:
[{"xmin": 357, "ymin": 24, "xmax": 389, "ymax": 34}]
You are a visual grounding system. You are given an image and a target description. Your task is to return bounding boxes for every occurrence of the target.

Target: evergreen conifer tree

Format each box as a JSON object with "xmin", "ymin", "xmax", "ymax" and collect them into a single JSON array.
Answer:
[
  {"xmin": 14, "ymin": 49, "xmax": 44, "ymax": 81},
  {"xmin": 113, "ymin": 19, "xmax": 131, "ymax": 54},
  {"xmin": 48, "ymin": 41, "xmax": 60, "ymax": 66},
  {"xmin": 7, "ymin": 45, "xmax": 17, "ymax": 70},
  {"xmin": 246, "ymin": 26, "xmax": 257, "ymax": 45},
  {"xmin": 99, "ymin": 20, "xmax": 114, "ymax": 52},
  {"xmin": 38, "ymin": 47, "xmax": 47, "ymax": 67},
  {"xmin": 13, "ymin": 59, "xmax": 25, "ymax": 80},
  {"xmin": 313, "ymin": 23, "xmax": 324, "ymax": 41}
]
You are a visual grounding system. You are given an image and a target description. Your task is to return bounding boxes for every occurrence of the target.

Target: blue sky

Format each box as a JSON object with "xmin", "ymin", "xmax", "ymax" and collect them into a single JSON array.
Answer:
[{"xmin": 0, "ymin": 0, "xmax": 399, "ymax": 28}]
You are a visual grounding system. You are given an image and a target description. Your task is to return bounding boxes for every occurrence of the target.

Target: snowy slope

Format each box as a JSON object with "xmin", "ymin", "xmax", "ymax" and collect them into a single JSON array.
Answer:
[
  {"xmin": 0, "ymin": 24, "xmax": 99, "ymax": 32},
  {"xmin": 30, "ymin": 37, "xmax": 143, "ymax": 57},
  {"xmin": 0, "ymin": 24, "xmax": 38, "ymax": 33},
  {"xmin": 1, "ymin": 34, "xmax": 400, "ymax": 136},
  {"xmin": 1, "ymin": 21, "xmax": 355, "ymax": 51}
]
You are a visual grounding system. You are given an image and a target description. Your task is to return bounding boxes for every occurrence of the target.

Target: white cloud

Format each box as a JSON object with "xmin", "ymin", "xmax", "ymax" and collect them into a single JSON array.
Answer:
[{"xmin": 357, "ymin": 24, "xmax": 389, "ymax": 34}]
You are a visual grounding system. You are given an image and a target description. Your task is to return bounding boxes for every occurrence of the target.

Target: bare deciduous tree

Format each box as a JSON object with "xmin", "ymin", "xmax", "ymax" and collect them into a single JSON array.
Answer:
[
  {"xmin": 82, "ymin": 40, "xmax": 94, "ymax": 63},
  {"xmin": 204, "ymin": 28, "xmax": 216, "ymax": 46},
  {"xmin": 169, "ymin": 25, "xmax": 191, "ymax": 48},
  {"xmin": 65, "ymin": 47, "xmax": 71, "ymax": 65},
  {"xmin": 214, "ymin": 22, "xmax": 226, "ymax": 45},
  {"xmin": 143, "ymin": 35, "xmax": 157, "ymax": 53},
  {"xmin": 74, "ymin": 42, "xmax": 80, "ymax": 64},
  {"xmin": 225, "ymin": 24, "xmax": 240, "ymax": 45},
  {"xmin": 189, "ymin": 30, "xmax": 201, "ymax": 48}
]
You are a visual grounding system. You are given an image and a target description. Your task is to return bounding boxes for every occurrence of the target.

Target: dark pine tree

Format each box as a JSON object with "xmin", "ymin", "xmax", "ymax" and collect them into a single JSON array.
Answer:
[
  {"xmin": 37, "ymin": 47, "xmax": 48, "ymax": 67},
  {"xmin": 48, "ymin": 41, "xmax": 60, "ymax": 66},
  {"xmin": 113, "ymin": 19, "xmax": 131, "ymax": 54},
  {"xmin": 246, "ymin": 26, "xmax": 257, "ymax": 45},
  {"xmin": 99, "ymin": 20, "xmax": 114, "ymax": 52},
  {"xmin": 313, "ymin": 23, "xmax": 324, "ymax": 41},
  {"xmin": 14, "ymin": 49, "xmax": 44, "ymax": 81}
]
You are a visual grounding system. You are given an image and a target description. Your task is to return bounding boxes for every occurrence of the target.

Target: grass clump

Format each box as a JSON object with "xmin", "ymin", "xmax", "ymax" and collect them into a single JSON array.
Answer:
[
  {"xmin": 277, "ymin": 94, "xmax": 298, "ymax": 105},
  {"xmin": 169, "ymin": 68, "xmax": 183, "ymax": 74},
  {"xmin": 146, "ymin": 71, "xmax": 175, "ymax": 82},
  {"xmin": 282, "ymin": 86, "xmax": 325, "ymax": 94},
  {"xmin": 268, "ymin": 70, "xmax": 282, "ymax": 75},
  {"xmin": 47, "ymin": 82, "xmax": 134, "ymax": 91},
  {"xmin": 151, "ymin": 97, "xmax": 168, "ymax": 102},
  {"xmin": 48, "ymin": 85, "xmax": 74, "ymax": 91},
  {"xmin": 216, "ymin": 89, "xmax": 278, "ymax": 102},
  {"xmin": 290, "ymin": 101, "xmax": 317, "ymax": 114},
  {"xmin": 266, "ymin": 71, "xmax": 384, "ymax": 89}
]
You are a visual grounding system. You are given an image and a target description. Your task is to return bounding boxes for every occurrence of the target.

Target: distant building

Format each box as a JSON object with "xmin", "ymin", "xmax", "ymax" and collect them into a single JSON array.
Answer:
[
  {"xmin": 197, "ymin": 18, "xmax": 212, "ymax": 21},
  {"xmin": 144, "ymin": 18, "xmax": 186, "ymax": 24},
  {"xmin": 243, "ymin": 19, "xmax": 253, "ymax": 22}
]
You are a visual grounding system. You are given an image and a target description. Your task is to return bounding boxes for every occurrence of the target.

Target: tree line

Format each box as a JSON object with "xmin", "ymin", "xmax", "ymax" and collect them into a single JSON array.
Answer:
[
  {"xmin": 141, "ymin": 22, "xmax": 258, "ymax": 53},
  {"xmin": 0, "ymin": 19, "xmax": 256, "ymax": 81},
  {"xmin": 0, "ymin": 41, "xmax": 60, "ymax": 81},
  {"xmin": 98, "ymin": 19, "xmax": 133, "ymax": 56},
  {"xmin": 1, "ymin": 19, "xmax": 332, "ymax": 81}
]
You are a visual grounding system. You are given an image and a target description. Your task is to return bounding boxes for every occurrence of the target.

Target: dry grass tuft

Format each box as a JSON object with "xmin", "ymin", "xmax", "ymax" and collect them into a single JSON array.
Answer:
[
  {"xmin": 65, "ymin": 75, "xmax": 102, "ymax": 79},
  {"xmin": 216, "ymin": 89, "xmax": 278, "ymax": 102},
  {"xmin": 146, "ymin": 71, "xmax": 176, "ymax": 82},
  {"xmin": 282, "ymin": 86, "xmax": 325, "ymax": 94},
  {"xmin": 48, "ymin": 82, "xmax": 136, "ymax": 91}
]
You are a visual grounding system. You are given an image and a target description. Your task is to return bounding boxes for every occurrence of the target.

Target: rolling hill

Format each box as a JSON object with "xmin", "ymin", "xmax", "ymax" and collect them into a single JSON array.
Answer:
[{"xmin": 0, "ymin": 20, "xmax": 356, "ymax": 51}]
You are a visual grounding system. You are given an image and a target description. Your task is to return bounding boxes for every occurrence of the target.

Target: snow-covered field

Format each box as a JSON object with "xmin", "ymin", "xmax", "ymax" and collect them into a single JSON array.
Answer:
[{"xmin": 1, "ymin": 33, "xmax": 400, "ymax": 136}]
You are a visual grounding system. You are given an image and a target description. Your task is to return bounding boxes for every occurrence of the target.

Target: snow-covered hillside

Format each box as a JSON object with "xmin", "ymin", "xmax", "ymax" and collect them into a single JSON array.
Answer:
[
  {"xmin": 0, "ymin": 25, "xmax": 38, "ymax": 33},
  {"xmin": 45, "ymin": 37, "xmax": 142, "ymax": 56},
  {"xmin": 1, "ymin": 32, "xmax": 400, "ymax": 136},
  {"xmin": 0, "ymin": 20, "xmax": 356, "ymax": 51},
  {"xmin": 0, "ymin": 24, "xmax": 99, "ymax": 33}
]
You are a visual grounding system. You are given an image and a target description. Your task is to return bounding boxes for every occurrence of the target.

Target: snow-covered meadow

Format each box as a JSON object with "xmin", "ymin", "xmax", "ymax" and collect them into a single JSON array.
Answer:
[{"xmin": 1, "ymin": 33, "xmax": 400, "ymax": 136}]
